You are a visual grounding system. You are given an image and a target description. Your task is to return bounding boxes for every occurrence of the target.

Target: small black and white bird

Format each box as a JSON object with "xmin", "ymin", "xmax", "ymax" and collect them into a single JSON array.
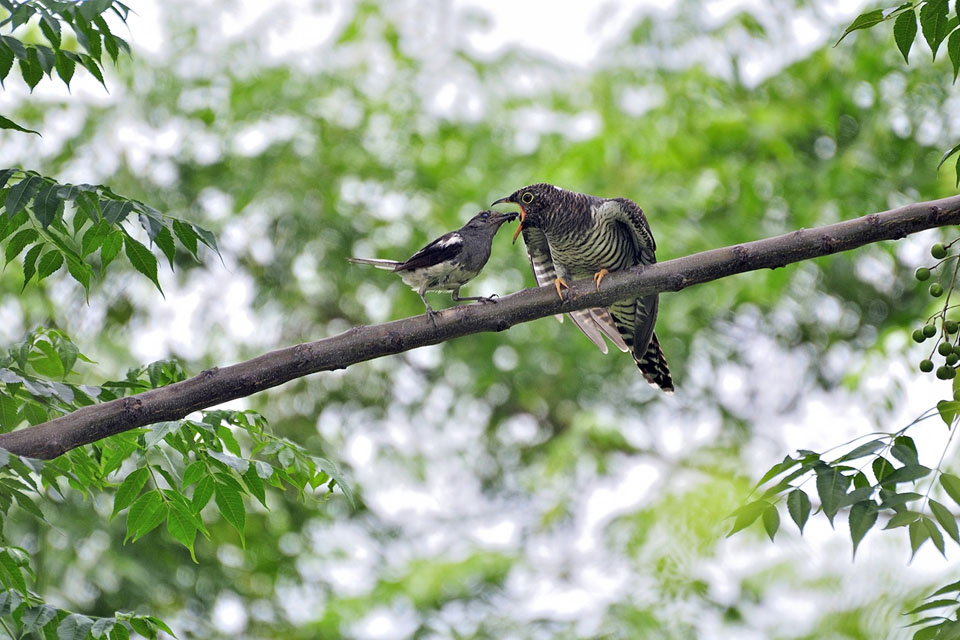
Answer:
[
  {"xmin": 492, "ymin": 183, "xmax": 673, "ymax": 392},
  {"xmin": 348, "ymin": 210, "xmax": 518, "ymax": 320}
]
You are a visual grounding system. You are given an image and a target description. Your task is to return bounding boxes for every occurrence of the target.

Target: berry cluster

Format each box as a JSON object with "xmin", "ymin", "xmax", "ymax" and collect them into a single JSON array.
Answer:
[{"xmin": 913, "ymin": 242, "xmax": 959, "ymax": 379}]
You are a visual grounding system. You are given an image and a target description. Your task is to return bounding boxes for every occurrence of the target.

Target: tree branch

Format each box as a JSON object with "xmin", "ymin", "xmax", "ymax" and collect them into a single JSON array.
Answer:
[{"xmin": 2, "ymin": 194, "xmax": 959, "ymax": 459}]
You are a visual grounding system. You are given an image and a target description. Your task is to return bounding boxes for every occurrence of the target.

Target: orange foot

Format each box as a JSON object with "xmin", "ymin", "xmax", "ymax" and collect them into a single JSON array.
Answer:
[
  {"xmin": 554, "ymin": 277, "xmax": 570, "ymax": 299},
  {"xmin": 593, "ymin": 269, "xmax": 609, "ymax": 290}
]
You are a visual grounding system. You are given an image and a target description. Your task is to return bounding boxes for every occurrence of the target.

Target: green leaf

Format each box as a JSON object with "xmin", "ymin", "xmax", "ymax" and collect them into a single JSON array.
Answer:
[
  {"xmin": 904, "ymin": 598, "xmax": 958, "ymax": 616},
  {"xmin": 849, "ymin": 500, "xmax": 878, "ymax": 558},
  {"xmin": 215, "ymin": 482, "xmax": 246, "ymax": 544},
  {"xmin": 112, "ymin": 467, "xmax": 149, "ymax": 519},
  {"xmin": 182, "ymin": 460, "xmax": 206, "ymax": 487},
  {"xmin": 172, "ymin": 218, "xmax": 199, "ymax": 258},
  {"xmin": 102, "ymin": 200, "xmax": 133, "ymax": 224},
  {"xmin": 0, "ymin": 40, "xmax": 13, "ymax": 85},
  {"xmin": 895, "ymin": 9, "xmax": 919, "ymax": 62},
  {"xmin": 19, "ymin": 48, "xmax": 43, "ymax": 90},
  {"xmin": 99, "ymin": 230, "xmax": 123, "ymax": 269},
  {"xmin": 835, "ymin": 10, "xmax": 885, "ymax": 46},
  {"xmin": 0, "ymin": 392, "xmax": 20, "ymax": 430},
  {"xmin": 910, "ymin": 518, "xmax": 931, "ymax": 557},
  {"xmin": 58, "ymin": 614, "xmax": 94, "ymax": 640},
  {"xmin": 21, "ymin": 604, "xmax": 57, "ymax": 630},
  {"xmin": 243, "ymin": 464, "xmax": 267, "ymax": 508},
  {"xmin": 193, "ymin": 223, "xmax": 221, "ymax": 256},
  {"xmin": 0, "ymin": 168, "xmax": 17, "ymax": 190},
  {"xmin": 123, "ymin": 234, "xmax": 162, "ymax": 293},
  {"xmin": 21, "ymin": 243, "xmax": 43, "ymax": 289},
  {"xmin": 81, "ymin": 220, "xmax": 110, "ymax": 257},
  {"xmin": 39, "ymin": 12, "xmax": 62, "ymax": 49},
  {"xmin": 949, "ymin": 29, "xmax": 960, "ymax": 81},
  {"xmin": 91, "ymin": 617, "xmax": 115, "ymax": 638},
  {"xmin": 65, "ymin": 255, "xmax": 93, "ymax": 295},
  {"xmin": 32, "ymin": 184, "xmax": 61, "ymax": 228},
  {"xmin": 937, "ymin": 400, "xmax": 960, "ymax": 427},
  {"xmin": 880, "ymin": 464, "xmax": 931, "ymax": 486},
  {"xmin": 193, "ymin": 474, "xmax": 214, "ymax": 510},
  {"xmin": 892, "ymin": 436, "xmax": 919, "ymax": 465},
  {"xmin": 838, "ymin": 439, "xmax": 885, "ymax": 462},
  {"xmin": 54, "ymin": 50, "xmax": 75, "ymax": 87},
  {"xmin": 941, "ymin": 473, "xmax": 960, "ymax": 508},
  {"xmin": 923, "ymin": 516, "xmax": 946, "ymax": 556},
  {"xmin": 873, "ymin": 456, "xmax": 895, "ymax": 483},
  {"xmin": 921, "ymin": 0, "xmax": 951, "ymax": 59},
  {"xmin": 929, "ymin": 578, "xmax": 960, "ymax": 596},
  {"xmin": 36, "ymin": 250, "xmax": 64, "ymax": 281},
  {"xmin": 726, "ymin": 500, "xmax": 768, "ymax": 536},
  {"xmin": 5, "ymin": 228, "xmax": 39, "ymax": 264},
  {"xmin": 929, "ymin": 499, "xmax": 960, "ymax": 543},
  {"xmin": 885, "ymin": 510, "xmax": 922, "ymax": 529},
  {"xmin": 155, "ymin": 224, "xmax": 176, "ymax": 268},
  {"xmin": 5, "ymin": 175, "xmax": 42, "ymax": 216},
  {"xmin": 166, "ymin": 504, "xmax": 198, "ymax": 562},
  {"xmin": 0, "ymin": 550, "xmax": 27, "ymax": 594},
  {"xmin": 0, "ymin": 115, "xmax": 40, "ymax": 135},
  {"xmin": 816, "ymin": 465, "xmax": 850, "ymax": 524},
  {"xmin": 125, "ymin": 490, "xmax": 166, "ymax": 542},
  {"xmin": 761, "ymin": 503, "xmax": 779, "ymax": 541}
]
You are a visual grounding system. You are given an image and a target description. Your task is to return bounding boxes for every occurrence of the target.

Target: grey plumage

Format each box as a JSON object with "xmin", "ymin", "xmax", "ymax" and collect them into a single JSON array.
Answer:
[
  {"xmin": 492, "ymin": 183, "xmax": 673, "ymax": 392},
  {"xmin": 348, "ymin": 210, "xmax": 517, "ymax": 320}
]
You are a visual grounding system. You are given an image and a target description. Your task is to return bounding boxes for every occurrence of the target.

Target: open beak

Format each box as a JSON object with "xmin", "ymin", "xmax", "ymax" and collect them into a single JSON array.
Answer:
[{"xmin": 491, "ymin": 196, "xmax": 525, "ymax": 244}]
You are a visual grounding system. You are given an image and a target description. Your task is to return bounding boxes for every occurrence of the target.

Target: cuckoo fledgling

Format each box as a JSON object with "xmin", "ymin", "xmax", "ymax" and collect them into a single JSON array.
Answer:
[
  {"xmin": 492, "ymin": 184, "xmax": 673, "ymax": 392},
  {"xmin": 348, "ymin": 210, "xmax": 517, "ymax": 321}
]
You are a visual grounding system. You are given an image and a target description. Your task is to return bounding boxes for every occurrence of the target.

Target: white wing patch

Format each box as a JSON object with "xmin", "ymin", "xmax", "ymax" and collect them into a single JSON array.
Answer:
[{"xmin": 437, "ymin": 233, "xmax": 463, "ymax": 249}]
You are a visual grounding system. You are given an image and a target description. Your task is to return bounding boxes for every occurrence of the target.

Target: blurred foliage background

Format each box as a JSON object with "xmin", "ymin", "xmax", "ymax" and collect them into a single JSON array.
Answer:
[{"xmin": 2, "ymin": 0, "xmax": 960, "ymax": 638}]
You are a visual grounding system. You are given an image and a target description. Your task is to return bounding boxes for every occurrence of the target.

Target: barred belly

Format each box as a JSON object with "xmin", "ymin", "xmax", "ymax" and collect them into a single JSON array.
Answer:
[{"xmin": 549, "ymin": 224, "xmax": 636, "ymax": 279}]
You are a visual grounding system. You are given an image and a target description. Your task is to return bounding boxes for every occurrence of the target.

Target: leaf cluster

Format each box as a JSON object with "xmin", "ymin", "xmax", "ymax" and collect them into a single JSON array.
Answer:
[
  {"xmin": 1, "ymin": 169, "xmax": 219, "ymax": 296},
  {"xmin": 838, "ymin": 1, "xmax": 960, "ymax": 183},
  {"xmin": 0, "ymin": 0, "xmax": 132, "ymax": 133},
  {"xmin": 735, "ymin": 427, "xmax": 960, "ymax": 562}
]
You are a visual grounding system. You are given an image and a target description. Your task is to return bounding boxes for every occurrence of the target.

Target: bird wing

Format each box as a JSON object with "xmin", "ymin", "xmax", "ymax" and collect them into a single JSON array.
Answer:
[
  {"xmin": 396, "ymin": 232, "xmax": 463, "ymax": 272},
  {"xmin": 609, "ymin": 197, "xmax": 656, "ymax": 261},
  {"xmin": 521, "ymin": 226, "xmax": 626, "ymax": 354},
  {"xmin": 604, "ymin": 198, "xmax": 659, "ymax": 355}
]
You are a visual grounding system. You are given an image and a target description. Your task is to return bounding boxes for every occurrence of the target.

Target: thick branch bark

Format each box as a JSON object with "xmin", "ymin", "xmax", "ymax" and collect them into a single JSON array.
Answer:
[{"xmin": 2, "ymin": 194, "xmax": 960, "ymax": 459}]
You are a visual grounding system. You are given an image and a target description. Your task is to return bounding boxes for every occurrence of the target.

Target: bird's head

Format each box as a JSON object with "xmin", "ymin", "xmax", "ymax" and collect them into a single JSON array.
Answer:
[
  {"xmin": 491, "ymin": 183, "xmax": 564, "ymax": 243},
  {"xmin": 463, "ymin": 209, "xmax": 519, "ymax": 234}
]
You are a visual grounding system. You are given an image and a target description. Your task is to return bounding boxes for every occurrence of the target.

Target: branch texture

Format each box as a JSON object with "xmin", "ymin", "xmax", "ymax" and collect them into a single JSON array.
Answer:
[{"xmin": 3, "ymin": 194, "xmax": 960, "ymax": 459}]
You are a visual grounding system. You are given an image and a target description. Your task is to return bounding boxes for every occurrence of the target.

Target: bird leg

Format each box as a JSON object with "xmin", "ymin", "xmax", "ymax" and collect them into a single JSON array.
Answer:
[
  {"xmin": 418, "ymin": 289, "xmax": 439, "ymax": 327},
  {"xmin": 452, "ymin": 287, "xmax": 498, "ymax": 304},
  {"xmin": 593, "ymin": 269, "xmax": 609, "ymax": 290},
  {"xmin": 554, "ymin": 277, "xmax": 570, "ymax": 300}
]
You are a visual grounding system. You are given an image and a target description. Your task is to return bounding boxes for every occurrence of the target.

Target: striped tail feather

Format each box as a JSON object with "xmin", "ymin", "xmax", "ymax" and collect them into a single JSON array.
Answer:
[{"xmin": 634, "ymin": 332, "xmax": 674, "ymax": 392}]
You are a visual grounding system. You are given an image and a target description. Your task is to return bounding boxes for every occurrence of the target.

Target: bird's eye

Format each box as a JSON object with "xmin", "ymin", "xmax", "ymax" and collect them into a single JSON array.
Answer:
[
  {"xmin": 481, "ymin": 212, "xmax": 489, "ymax": 219},
  {"xmin": 521, "ymin": 192, "xmax": 534, "ymax": 204}
]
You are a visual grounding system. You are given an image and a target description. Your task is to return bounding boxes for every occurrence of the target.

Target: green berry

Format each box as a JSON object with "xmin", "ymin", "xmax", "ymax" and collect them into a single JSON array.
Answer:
[
  {"xmin": 930, "ymin": 283, "xmax": 945, "ymax": 297},
  {"xmin": 924, "ymin": 324, "xmax": 938, "ymax": 338},
  {"xmin": 953, "ymin": 344, "xmax": 960, "ymax": 356},
  {"xmin": 916, "ymin": 267, "xmax": 932, "ymax": 281},
  {"xmin": 920, "ymin": 359, "xmax": 935, "ymax": 372},
  {"xmin": 937, "ymin": 366, "xmax": 952, "ymax": 379},
  {"xmin": 914, "ymin": 329, "xmax": 927, "ymax": 342},
  {"xmin": 948, "ymin": 320, "xmax": 959, "ymax": 334},
  {"xmin": 946, "ymin": 354, "xmax": 958, "ymax": 366},
  {"xmin": 939, "ymin": 342, "xmax": 953, "ymax": 356},
  {"xmin": 932, "ymin": 243, "xmax": 948, "ymax": 259}
]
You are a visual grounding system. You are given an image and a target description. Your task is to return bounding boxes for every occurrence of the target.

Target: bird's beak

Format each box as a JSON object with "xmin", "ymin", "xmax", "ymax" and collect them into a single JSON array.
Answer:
[{"xmin": 491, "ymin": 196, "xmax": 525, "ymax": 244}]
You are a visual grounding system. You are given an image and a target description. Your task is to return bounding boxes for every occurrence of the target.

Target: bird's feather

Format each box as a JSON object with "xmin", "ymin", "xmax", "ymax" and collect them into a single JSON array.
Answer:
[
  {"xmin": 521, "ymin": 226, "xmax": 627, "ymax": 352},
  {"xmin": 396, "ymin": 232, "xmax": 464, "ymax": 272},
  {"xmin": 346, "ymin": 257, "xmax": 401, "ymax": 270}
]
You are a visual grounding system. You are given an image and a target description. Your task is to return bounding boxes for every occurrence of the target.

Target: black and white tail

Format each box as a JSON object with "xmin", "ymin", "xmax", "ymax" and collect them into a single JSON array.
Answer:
[
  {"xmin": 634, "ymin": 333, "xmax": 673, "ymax": 393},
  {"xmin": 347, "ymin": 257, "xmax": 401, "ymax": 271}
]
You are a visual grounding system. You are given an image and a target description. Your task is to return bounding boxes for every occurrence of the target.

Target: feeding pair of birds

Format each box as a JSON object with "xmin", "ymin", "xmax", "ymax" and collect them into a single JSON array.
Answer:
[{"xmin": 348, "ymin": 184, "xmax": 673, "ymax": 392}]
